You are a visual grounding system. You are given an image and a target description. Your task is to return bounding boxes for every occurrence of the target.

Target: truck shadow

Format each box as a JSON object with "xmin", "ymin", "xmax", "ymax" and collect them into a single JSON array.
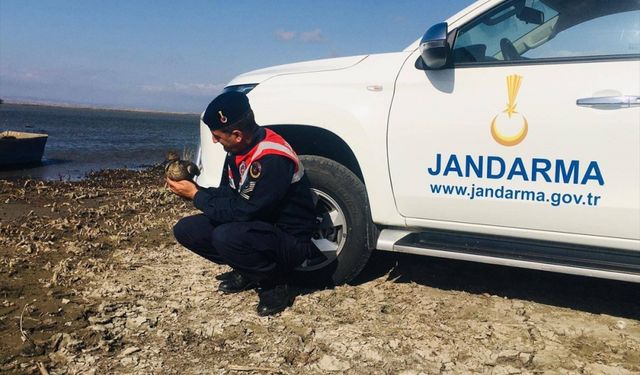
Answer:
[{"xmin": 351, "ymin": 251, "xmax": 640, "ymax": 320}]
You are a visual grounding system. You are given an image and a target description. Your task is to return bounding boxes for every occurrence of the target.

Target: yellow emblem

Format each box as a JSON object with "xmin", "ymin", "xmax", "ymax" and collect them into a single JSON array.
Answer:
[
  {"xmin": 218, "ymin": 110, "xmax": 228, "ymax": 124},
  {"xmin": 491, "ymin": 74, "xmax": 528, "ymax": 147},
  {"xmin": 249, "ymin": 161, "xmax": 262, "ymax": 179}
]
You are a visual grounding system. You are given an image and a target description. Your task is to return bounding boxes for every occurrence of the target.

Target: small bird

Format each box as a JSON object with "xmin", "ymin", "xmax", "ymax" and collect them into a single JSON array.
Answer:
[{"xmin": 164, "ymin": 152, "xmax": 200, "ymax": 181}]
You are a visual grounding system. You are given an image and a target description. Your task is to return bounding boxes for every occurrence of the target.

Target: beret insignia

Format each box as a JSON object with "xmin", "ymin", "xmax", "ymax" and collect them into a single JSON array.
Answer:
[{"xmin": 218, "ymin": 110, "xmax": 228, "ymax": 124}]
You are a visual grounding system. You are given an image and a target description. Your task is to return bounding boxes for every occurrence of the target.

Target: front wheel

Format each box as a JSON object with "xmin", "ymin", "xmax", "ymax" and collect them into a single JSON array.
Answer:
[{"xmin": 293, "ymin": 155, "xmax": 375, "ymax": 286}]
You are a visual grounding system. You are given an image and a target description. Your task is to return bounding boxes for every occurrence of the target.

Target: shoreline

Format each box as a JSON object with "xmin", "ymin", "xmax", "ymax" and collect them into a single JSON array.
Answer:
[
  {"xmin": 1, "ymin": 103, "xmax": 200, "ymax": 183},
  {"xmin": 0, "ymin": 101, "xmax": 200, "ymax": 116},
  {"xmin": 0, "ymin": 163, "xmax": 165, "ymax": 183}
]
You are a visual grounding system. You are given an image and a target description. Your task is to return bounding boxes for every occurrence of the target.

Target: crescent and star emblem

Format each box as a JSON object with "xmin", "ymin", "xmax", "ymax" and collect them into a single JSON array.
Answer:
[
  {"xmin": 218, "ymin": 110, "xmax": 228, "ymax": 124},
  {"xmin": 491, "ymin": 74, "xmax": 528, "ymax": 147}
]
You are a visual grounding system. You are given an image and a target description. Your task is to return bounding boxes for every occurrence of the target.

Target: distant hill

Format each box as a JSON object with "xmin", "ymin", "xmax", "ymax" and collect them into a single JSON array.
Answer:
[{"xmin": 0, "ymin": 97, "xmax": 198, "ymax": 115}]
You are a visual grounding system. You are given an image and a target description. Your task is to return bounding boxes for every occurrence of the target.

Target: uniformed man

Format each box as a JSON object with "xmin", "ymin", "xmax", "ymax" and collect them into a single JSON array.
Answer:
[{"xmin": 167, "ymin": 91, "xmax": 320, "ymax": 316}]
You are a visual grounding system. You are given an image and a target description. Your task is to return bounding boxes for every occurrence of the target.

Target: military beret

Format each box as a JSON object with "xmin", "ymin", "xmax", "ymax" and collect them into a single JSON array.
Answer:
[{"xmin": 202, "ymin": 91, "xmax": 252, "ymax": 131}]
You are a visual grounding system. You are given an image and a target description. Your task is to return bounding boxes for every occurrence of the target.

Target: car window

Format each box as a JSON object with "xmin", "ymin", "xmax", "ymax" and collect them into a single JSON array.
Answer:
[
  {"xmin": 526, "ymin": 11, "xmax": 640, "ymax": 58},
  {"xmin": 452, "ymin": 0, "xmax": 640, "ymax": 64}
]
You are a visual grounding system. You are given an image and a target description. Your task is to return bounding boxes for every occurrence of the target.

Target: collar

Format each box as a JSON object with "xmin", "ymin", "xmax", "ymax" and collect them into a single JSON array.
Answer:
[{"xmin": 232, "ymin": 127, "xmax": 266, "ymax": 156}]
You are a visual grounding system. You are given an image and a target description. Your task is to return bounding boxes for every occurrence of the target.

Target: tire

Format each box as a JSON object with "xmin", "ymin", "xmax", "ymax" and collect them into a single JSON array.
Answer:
[{"xmin": 292, "ymin": 155, "xmax": 374, "ymax": 286}]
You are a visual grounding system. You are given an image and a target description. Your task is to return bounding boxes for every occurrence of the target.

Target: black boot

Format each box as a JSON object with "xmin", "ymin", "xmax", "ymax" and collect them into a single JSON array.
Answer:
[
  {"xmin": 218, "ymin": 272, "xmax": 257, "ymax": 294},
  {"xmin": 215, "ymin": 269, "xmax": 237, "ymax": 281},
  {"xmin": 257, "ymin": 284, "xmax": 294, "ymax": 316}
]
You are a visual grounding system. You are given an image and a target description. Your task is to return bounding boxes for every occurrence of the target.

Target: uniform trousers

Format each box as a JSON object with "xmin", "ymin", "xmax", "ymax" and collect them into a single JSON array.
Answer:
[{"xmin": 173, "ymin": 214, "xmax": 312, "ymax": 283}]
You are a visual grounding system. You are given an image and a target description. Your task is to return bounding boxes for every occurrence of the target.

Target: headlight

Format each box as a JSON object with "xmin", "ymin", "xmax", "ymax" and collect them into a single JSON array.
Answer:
[{"xmin": 224, "ymin": 84, "xmax": 258, "ymax": 95}]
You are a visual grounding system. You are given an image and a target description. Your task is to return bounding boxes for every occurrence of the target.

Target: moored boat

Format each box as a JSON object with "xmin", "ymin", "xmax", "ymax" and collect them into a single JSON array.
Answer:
[{"xmin": 0, "ymin": 130, "xmax": 48, "ymax": 166}]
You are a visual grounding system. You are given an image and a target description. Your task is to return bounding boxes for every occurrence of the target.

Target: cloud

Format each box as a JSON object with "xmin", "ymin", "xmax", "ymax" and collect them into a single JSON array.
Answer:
[
  {"xmin": 140, "ymin": 82, "xmax": 225, "ymax": 96},
  {"xmin": 274, "ymin": 28, "xmax": 327, "ymax": 43},
  {"xmin": 275, "ymin": 29, "xmax": 297, "ymax": 41},
  {"xmin": 299, "ymin": 29, "xmax": 326, "ymax": 43}
]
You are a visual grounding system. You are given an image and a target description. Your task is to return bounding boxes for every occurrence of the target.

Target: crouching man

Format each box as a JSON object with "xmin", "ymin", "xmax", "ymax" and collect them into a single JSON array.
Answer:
[{"xmin": 167, "ymin": 91, "xmax": 320, "ymax": 316}]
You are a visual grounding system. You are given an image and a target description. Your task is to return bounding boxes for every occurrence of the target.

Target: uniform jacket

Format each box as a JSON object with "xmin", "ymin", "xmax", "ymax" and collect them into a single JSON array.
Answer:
[{"xmin": 193, "ymin": 127, "xmax": 317, "ymax": 239}]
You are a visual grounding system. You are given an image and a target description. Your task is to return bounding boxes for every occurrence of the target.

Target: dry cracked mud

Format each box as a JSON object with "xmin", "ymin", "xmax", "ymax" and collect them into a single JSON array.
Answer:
[{"xmin": 1, "ymin": 167, "xmax": 639, "ymax": 374}]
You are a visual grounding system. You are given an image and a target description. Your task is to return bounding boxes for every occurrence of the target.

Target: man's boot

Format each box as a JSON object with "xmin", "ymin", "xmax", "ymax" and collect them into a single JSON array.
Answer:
[
  {"xmin": 257, "ymin": 284, "xmax": 294, "ymax": 316},
  {"xmin": 215, "ymin": 269, "xmax": 237, "ymax": 281},
  {"xmin": 218, "ymin": 272, "xmax": 257, "ymax": 294}
]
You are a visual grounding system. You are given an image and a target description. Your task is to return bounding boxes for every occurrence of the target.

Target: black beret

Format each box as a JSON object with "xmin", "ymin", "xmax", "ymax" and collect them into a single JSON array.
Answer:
[{"xmin": 202, "ymin": 91, "xmax": 252, "ymax": 131}]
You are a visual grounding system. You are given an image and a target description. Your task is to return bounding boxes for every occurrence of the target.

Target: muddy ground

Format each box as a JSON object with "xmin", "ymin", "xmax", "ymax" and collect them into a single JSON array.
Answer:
[{"xmin": 0, "ymin": 167, "xmax": 639, "ymax": 375}]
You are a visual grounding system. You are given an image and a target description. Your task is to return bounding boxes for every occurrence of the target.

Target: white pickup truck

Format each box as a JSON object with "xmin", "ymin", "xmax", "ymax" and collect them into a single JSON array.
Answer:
[{"xmin": 196, "ymin": 0, "xmax": 640, "ymax": 284}]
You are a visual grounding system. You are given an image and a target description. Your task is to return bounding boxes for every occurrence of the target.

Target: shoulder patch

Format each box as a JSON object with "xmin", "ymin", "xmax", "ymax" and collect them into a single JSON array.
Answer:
[{"xmin": 249, "ymin": 161, "xmax": 262, "ymax": 179}]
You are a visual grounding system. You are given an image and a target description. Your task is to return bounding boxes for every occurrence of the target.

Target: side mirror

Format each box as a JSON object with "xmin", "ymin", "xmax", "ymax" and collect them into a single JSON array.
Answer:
[{"xmin": 418, "ymin": 22, "xmax": 450, "ymax": 70}]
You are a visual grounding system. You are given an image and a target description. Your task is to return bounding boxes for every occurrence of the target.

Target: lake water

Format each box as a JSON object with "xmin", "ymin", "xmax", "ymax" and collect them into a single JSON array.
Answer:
[{"xmin": 0, "ymin": 104, "xmax": 200, "ymax": 180}]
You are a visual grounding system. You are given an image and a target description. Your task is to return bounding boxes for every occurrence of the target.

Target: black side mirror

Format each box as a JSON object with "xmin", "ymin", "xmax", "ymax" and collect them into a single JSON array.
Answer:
[{"xmin": 418, "ymin": 22, "xmax": 450, "ymax": 70}]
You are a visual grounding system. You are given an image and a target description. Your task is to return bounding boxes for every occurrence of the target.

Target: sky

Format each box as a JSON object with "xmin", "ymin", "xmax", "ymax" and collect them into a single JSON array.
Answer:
[{"xmin": 0, "ymin": 0, "xmax": 475, "ymax": 113}]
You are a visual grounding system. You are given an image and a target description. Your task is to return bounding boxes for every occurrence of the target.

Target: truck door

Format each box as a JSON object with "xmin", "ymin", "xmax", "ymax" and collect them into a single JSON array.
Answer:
[{"xmin": 388, "ymin": 0, "xmax": 640, "ymax": 243}]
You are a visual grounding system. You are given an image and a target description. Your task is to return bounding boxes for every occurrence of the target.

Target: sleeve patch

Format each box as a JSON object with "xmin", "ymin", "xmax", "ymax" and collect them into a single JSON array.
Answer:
[{"xmin": 249, "ymin": 161, "xmax": 262, "ymax": 179}]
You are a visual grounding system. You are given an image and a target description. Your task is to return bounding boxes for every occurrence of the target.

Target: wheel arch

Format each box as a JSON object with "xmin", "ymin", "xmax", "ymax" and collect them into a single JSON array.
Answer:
[{"xmin": 266, "ymin": 124, "xmax": 364, "ymax": 182}]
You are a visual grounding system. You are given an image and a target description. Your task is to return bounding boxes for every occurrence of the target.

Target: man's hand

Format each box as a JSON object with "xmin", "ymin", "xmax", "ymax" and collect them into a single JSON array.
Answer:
[{"xmin": 166, "ymin": 177, "xmax": 198, "ymax": 200}]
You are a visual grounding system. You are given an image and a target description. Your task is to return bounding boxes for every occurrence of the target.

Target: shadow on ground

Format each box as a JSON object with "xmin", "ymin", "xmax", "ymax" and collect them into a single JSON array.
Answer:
[{"xmin": 351, "ymin": 250, "xmax": 640, "ymax": 320}]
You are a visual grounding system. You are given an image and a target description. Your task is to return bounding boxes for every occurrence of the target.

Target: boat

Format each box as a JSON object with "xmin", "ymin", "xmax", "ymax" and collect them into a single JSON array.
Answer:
[{"xmin": 0, "ymin": 130, "xmax": 48, "ymax": 166}]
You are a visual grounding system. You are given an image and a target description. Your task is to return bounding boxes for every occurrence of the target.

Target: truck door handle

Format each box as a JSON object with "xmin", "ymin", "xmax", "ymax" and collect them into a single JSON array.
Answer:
[{"xmin": 576, "ymin": 95, "xmax": 640, "ymax": 108}]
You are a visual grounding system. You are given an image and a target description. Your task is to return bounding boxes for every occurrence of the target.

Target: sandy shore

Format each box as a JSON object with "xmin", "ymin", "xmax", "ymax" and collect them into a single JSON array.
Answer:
[{"xmin": 1, "ymin": 167, "xmax": 639, "ymax": 374}]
